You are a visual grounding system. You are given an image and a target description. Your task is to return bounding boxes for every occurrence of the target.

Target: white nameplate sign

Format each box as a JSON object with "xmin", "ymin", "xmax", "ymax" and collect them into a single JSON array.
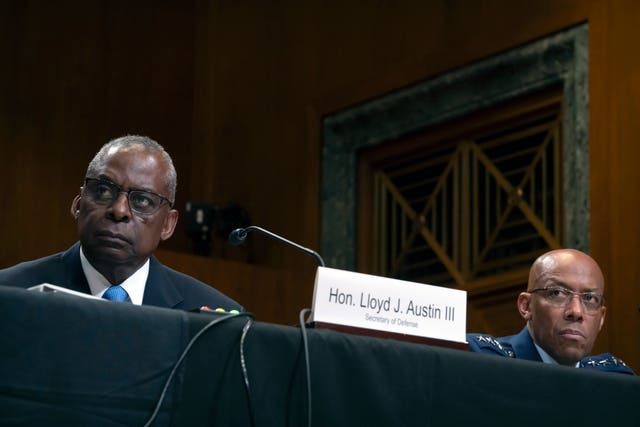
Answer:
[{"xmin": 310, "ymin": 267, "xmax": 467, "ymax": 343}]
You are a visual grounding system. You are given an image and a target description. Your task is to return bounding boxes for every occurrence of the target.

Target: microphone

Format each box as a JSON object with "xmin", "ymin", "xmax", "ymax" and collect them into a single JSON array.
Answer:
[{"xmin": 228, "ymin": 226, "xmax": 325, "ymax": 267}]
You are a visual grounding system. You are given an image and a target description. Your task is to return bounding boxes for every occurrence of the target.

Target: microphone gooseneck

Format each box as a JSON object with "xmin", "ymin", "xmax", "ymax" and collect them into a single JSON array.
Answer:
[
  {"xmin": 228, "ymin": 226, "xmax": 325, "ymax": 267},
  {"xmin": 229, "ymin": 225, "xmax": 319, "ymax": 427}
]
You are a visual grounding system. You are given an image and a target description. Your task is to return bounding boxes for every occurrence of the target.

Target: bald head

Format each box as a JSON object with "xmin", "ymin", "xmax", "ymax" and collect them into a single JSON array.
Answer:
[{"xmin": 528, "ymin": 249, "xmax": 605, "ymax": 293}]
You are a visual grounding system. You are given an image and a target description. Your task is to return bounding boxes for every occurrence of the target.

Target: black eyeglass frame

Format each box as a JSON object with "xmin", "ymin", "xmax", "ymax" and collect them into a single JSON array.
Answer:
[
  {"xmin": 83, "ymin": 177, "xmax": 174, "ymax": 216},
  {"xmin": 529, "ymin": 286, "xmax": 605, "ymax": 311}
]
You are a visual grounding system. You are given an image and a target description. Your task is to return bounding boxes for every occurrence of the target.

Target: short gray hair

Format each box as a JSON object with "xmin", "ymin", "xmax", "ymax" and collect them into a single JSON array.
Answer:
[{"xmin": 86, "ymin": 135, "xmax": 177, "ymax": 203}]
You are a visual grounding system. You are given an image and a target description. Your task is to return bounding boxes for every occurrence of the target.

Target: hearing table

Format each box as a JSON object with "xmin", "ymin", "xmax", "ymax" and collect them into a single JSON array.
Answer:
[{"xmin": 1, "ymin": 285, "xmax": 638, "ymax": 426}]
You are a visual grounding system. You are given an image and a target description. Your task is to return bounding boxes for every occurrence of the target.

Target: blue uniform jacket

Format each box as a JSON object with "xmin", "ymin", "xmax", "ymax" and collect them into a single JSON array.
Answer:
[{"xmin": 467, "ymin": 327, "xmax": 635, "ymax": 375}]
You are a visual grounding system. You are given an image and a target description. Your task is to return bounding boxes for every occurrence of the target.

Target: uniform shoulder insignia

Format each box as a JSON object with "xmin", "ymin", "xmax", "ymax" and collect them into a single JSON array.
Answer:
[
  {"xmin": 467, "ymin": 333, "xmax": 515, "ymax": 358},
  {"xmin": 579, "ymin": 353, "xmax": 636, "ymax": 375}
]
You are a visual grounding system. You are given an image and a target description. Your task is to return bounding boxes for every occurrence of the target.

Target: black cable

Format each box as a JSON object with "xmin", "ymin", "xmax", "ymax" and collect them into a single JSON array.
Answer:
[
  {"xmin": 239, "ymin": 316, "xmax": 255, "ymax": 427},
  {"xmin": 298, "ymin": 308, "xmax": 313, "ymax": 427},
  {"xmin": 143, "ymin": 312, "xmax": 254, "ymax": 427}
]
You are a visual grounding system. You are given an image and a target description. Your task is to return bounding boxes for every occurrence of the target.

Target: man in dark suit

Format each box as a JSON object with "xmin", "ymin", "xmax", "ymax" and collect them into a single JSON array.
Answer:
[
  {"xmin": 467, "ymin": 249, "xmax": 634, "ymax": 375},
  {"xmin": 0, "ymin": 135, "xmax": 242, "ymax": 312}
]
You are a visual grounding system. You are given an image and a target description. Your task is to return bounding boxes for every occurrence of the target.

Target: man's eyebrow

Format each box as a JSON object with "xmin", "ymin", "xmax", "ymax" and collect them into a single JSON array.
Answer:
[
  {"xmin": 544, "ymin": 279, "xmax": 570, "ymax": 289},
  {"xmin": 96, "ymin": 175, "xmax": 118, "ymax": 185},
  {"xmin": 95, "ymin": 175, "xmax": 155, "ymax": 193}
]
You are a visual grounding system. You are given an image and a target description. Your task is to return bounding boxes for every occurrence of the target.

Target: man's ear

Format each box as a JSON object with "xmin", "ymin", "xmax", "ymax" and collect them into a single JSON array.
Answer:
[
  {"xmin": 517, "ymin": 292, "xmax": 533, "ymax": 321},
  {"xmin": 160, "ymin": 209, "xmax": 179, "ymax": 241},
  {"xmin": 598, "ymin": 305, "xmax": 606, "ymax": 332},
  {"xmin": 70, "ymin": 195, "xmax": 81, "ymax": 219}
]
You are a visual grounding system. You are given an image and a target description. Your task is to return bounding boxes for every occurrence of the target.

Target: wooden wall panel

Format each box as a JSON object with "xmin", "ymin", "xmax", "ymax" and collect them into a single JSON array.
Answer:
[
  {"xmin": 0, "ymin": 0, "xmax": 196, "ymax": 265},
  {"xmin": 2, "ymin": 0, "xmax": 640, "ymax": 369},
  {"xmin": 589, "ymin": 0, "xmax": 640, "ymax": 367}
]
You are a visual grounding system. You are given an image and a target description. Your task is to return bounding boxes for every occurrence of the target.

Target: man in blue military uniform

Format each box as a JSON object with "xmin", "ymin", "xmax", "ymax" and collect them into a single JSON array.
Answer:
[{"xmin": 467, "ymin": 248, "xmax": 635, "ymax": 375}]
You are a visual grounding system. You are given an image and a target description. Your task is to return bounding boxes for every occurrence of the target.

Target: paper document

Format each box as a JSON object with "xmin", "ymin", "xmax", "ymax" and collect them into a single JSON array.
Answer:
[{"xmin": 28, "ymin": 283, "xmax": 104, "ymax": 301}]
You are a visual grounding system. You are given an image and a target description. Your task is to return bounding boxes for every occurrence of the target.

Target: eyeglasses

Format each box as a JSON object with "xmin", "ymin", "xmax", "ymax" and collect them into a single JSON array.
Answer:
[
  {"xmin": 529, "ymin": 287, "xmax": 605, "ymax": 312},
  {"xmin": 83, "ymin": 177, "xmax": 173, "ymax": 216}
]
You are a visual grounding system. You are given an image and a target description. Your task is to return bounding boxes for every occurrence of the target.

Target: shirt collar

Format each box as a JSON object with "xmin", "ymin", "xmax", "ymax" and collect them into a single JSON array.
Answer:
[{"xmin": 79, "ymin": 246, "xmax": 149, "ymax": 305}]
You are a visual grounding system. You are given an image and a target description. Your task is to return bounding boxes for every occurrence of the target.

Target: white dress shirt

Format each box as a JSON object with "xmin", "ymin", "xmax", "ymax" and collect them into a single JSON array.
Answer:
[{"xmin": 79, "ymin": 246, "xmax": 149, "ymax": 305}]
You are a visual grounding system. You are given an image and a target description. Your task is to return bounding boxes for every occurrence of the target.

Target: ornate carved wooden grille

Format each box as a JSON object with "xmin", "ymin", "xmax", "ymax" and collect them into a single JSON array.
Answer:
[{"xmin": 372, "ymin": 110, "xmax": 562, "ymax": 288}]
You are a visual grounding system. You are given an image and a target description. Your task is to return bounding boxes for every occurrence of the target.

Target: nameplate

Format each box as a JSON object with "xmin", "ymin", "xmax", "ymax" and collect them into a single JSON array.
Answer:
[{"xmin": 310, "ymin": 267, "xmax": 467, "ymax": 343}]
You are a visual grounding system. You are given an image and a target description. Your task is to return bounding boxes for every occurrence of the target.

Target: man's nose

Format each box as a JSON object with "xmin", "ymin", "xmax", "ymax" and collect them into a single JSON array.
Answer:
[
  {"xmin": 109, "ymin": 192, "xmax": 131, "ymax": 221},
  {"xmin": 564, "ymin": 294, "xmax": 585, "ymax": 320}
]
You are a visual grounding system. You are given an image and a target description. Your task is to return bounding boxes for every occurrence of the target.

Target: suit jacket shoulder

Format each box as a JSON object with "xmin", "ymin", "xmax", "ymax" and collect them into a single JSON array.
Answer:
[
  {"xmin": 579, "ymin": 353, "xmax": 636, "ymax": 375},
  {"xmin": 466, "ymin": 333, "xmax": 516, "ymax": 358},
  {"xmin": 0, "ymin": 243, "xmax": 89, "ymax": 293},
  {"xmin": 467, "ymin": 327, "xmax": 542, "ymax": 362},
  {"xmin": 142, "ymin": 256, "xmax": 243, "ymax": 312}
]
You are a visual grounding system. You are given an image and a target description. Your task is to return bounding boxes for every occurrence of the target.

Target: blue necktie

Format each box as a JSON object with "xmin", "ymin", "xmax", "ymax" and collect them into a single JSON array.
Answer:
[{"xmin": 102, "ymin": 285, "xmax": 130, "ymax": 302}]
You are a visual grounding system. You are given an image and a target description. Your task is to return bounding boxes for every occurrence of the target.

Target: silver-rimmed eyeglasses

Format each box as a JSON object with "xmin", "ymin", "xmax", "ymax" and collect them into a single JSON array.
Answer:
[
  {"xmin": 529, "ymin": 287, "xmax": 605, "ymax": 312},
  {"xmin": 83, "ymin": 177, "xmax": 173, "ymax": 216}
]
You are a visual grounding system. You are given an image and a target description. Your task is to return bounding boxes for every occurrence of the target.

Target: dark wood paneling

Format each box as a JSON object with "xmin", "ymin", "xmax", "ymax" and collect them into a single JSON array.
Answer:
[
  {"xmin": 589, "ymin": 0, "xmax": 640, "ymax": 366},
  {"xmin": 0, "ymin": 0, "xmax": 196, "ymax": 266}
]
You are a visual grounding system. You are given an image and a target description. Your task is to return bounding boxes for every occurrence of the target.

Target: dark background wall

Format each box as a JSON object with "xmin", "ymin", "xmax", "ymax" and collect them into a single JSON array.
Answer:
[{"xmin": 1, "ymin": 0, "xmax": 639, "ymax": 369}]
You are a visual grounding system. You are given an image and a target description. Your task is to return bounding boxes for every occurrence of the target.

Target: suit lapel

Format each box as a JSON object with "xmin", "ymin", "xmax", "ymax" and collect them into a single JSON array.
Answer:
[
  {"xmin": 141, "ymin": 256, "xmax": 184, "ymax": 309},
  {"xmin": 61, "ymin": 242, "xmax": 92, "ymax": 294}
]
